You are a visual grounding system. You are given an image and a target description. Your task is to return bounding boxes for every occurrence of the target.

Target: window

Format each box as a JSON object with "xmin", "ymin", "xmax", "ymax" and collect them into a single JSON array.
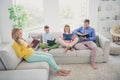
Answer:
[
  {"xmin": 13, "ymin": 0, "xmax": 44, "ymax": 31},
  {"xmin": 13, "ymin": 0, "xmax": 89, "ymax": 32},
  {"xmin": 59, "ymin": 0, "xmax": 89, "ymax": 30}
]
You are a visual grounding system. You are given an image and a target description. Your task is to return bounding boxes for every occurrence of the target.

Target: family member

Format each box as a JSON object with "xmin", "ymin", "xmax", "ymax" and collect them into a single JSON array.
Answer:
[
  {"xmin": 73, "ymin": 19, "xmax": 98, "ymax": 69},
  {"xmin": 58, "ymin": 25, "xmax": 79, "ymax": 53},
  {"xmin": 12, "ymin": 28, "xmax": 71, "ymax": 76},
  {"xmin": 39, "ymin": 25, "xmax": 60, "ymax": 51}
]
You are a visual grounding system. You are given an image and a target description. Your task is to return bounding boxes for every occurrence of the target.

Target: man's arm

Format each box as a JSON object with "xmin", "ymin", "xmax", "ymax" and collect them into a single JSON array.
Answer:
[
  {"xmin": 72, "ymin": 27, "xmax": 82, "ymax": 34},
  {"xmin": 86, "ymin": 29, "xmax": 96, "ymax": 41}
]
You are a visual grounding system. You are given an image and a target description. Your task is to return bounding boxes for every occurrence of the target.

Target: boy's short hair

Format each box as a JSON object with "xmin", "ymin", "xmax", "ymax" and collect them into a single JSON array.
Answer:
[
  {"xmin": 44, "ymin": 25, "xmax": 49, "ymax": 29},
  {"xmin": 84, "ymin": 19, "xmax": 90, "ymax": 24}
]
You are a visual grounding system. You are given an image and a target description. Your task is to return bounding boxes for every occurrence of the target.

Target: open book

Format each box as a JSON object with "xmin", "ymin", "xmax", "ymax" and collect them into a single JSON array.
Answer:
[
  {"xmin": 76, "ymin": 32, "xmax": 89, "ymax": 38},
  {"xmin": 63, "ymin": 33, "xmax": 73, "ymax": 40},
  {"xmin": 31, "ymin": 39, "xmax": 40, "ymax": 48}
]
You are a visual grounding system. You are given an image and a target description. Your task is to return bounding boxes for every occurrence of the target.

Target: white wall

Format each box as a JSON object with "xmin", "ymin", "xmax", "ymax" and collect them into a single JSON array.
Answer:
[
  {"xmin": 0, "ymin": 0, "xmax": 13, "ymax": 43},
  {"xmin": 88, "ymin": 0, "xmax": 98, "ymax": 29},
  {"xmin": 44, "ymin": 0, "xmax": 59, "ymax": 31},
  {"xmin": 0, "ymin": 0, "xmax": 99, "ymax": 43}
]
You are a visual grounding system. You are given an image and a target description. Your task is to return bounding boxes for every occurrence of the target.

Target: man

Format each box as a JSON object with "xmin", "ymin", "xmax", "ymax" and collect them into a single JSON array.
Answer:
[
  {"xmin": 73, "ymin": 19, "xmax": 97, "ymax": 69},
  {"xmin": 39, "ymin": 25, "xmax": 60, "ymax": 51}
]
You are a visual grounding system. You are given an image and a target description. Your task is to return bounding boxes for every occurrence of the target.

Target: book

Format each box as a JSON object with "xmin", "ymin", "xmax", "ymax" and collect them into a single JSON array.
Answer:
[
  {"xmin": 63, "ymin": 33, "xmax": 73, "ymax": 40},
  {"xmin": 76, "ymin": 32, "xmax": 89, "ymax": 38},
  {"xmin": 31, "ymin": 39, "xmax": 40, "ymax": 48},
  {"xmin": 47, "ymin": 39, "xmax": 56, "ymax": 46}
]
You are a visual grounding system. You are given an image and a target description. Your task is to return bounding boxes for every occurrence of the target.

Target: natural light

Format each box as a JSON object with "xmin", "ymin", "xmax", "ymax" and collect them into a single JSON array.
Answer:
[{"xmin": 13, "ymin": 0, "xmax": 89, "ymax": 32}]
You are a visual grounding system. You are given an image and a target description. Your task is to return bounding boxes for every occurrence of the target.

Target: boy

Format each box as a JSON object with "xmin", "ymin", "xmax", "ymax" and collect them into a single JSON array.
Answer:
[{"xmin": 39, "ymin": 25, "xmax": 60, "ymax": 51}]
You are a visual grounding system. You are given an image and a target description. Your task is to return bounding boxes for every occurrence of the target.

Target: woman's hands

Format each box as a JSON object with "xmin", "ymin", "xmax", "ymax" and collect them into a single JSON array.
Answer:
[{"xmin": 27, "ymin": 43, "xmax": 34, "ymax": 48}]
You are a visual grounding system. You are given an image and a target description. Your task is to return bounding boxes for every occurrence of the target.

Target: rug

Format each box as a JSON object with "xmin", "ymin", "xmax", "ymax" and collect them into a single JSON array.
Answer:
[{"xmin": 49, "ymin": 63, "xmax": 120, "ymax": 80}]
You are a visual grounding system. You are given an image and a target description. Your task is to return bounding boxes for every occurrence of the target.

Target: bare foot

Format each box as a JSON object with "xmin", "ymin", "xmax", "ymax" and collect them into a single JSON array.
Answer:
[
  {"xmin": 91, "ymin": 63, "xmax": 97, "ymax": 70},
  {"xmin": 60, "ymin": 69, "xmax": 71, "ymax": 74},
  {"xmin": 43, "ymin": 48, "xmax": 49, "ymax": 52},
  {"xmin": 57, "ymin": 71, "xmax": 68, "ymax": 76},
  {"xmin": 64, "ymin": 46, "xmax": 70, "ymax": 53},
  {"xmin": 64, "ymin": 47, "xmax": 69, "ymax": 53}
]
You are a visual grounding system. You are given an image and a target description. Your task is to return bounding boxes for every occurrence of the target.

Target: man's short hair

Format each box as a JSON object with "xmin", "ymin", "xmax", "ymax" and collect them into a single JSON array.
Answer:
[
  {"xmin": 44, "ymin": 25, "xmax": 49, "ymax": 29},
  {"xmin": 84, "ymin": 19, "xmax": 90, "ymax": 24}
]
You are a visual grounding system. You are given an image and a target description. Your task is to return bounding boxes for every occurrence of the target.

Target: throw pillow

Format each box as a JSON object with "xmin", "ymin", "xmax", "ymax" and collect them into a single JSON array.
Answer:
[{"xmin": 94, "ymin": 36, "xmax": 100, "ymax": 47}]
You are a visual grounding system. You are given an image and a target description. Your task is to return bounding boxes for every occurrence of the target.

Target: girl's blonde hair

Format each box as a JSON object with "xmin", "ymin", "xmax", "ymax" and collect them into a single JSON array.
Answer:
[
  {"xmin": 12, "ymin": 28, "xmax": 22, "ymax": 44},
  {"xmin": 64, "ymin": 25, "xmax": 71, "ymax": 33}
]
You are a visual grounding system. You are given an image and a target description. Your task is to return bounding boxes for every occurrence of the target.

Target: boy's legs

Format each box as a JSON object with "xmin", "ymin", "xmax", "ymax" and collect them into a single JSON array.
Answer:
[
  {"xmin": 39, "ymin": 43, "xmax": 49, "ymax": 49},
  {"xmin": 49, "ymin": 43, "xmax": 60, "ymax": 49}
]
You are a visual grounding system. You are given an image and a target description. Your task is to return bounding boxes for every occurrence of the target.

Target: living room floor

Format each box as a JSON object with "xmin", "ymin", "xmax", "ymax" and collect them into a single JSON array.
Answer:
[{"xmin": 50, "ymin": 55, "xmax": 120, "ymax": 80}]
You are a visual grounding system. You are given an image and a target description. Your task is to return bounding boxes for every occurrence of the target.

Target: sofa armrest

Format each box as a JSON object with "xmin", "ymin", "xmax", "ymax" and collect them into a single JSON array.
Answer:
[{"xmin": 99, "ymin": 34, "xmax": 110, "ymax": 62}]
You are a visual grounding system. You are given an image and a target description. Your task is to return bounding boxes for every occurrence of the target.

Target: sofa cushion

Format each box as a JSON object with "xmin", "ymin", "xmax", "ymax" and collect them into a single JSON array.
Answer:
[
  {"xmin": 49, "ymin": 48, "xmax": 76, "ymax": 57},
  {"xmin": 0, "ymin": 43, "xmax": 22, "ymax": 70},
  {"xmin": 94, "ymin": 36, "xmax": 100, "ymax": 47},
  {"xmin": 0, "ymin": 69, "xmax": 48, "ymax": 80},
  {"xmin": 76, "ymin": 47, "xmax": 104, "ymax": 57},
  {"xmin": 29, "ymin": 32, "xmax": 42, "ymax": 40},
  {"xmin": 16, "ymin": 61, "xmax": 49, "ymax": 71}
]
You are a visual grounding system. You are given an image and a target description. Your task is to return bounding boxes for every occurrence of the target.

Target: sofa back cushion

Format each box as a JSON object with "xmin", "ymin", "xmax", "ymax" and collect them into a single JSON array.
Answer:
[{"xmin": 0, "ymin": 43, "xmax": 22, "ymax": 70}]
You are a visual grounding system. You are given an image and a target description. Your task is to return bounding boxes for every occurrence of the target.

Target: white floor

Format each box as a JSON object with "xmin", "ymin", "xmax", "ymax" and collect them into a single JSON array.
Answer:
[{"xmin": 50, "ymin": 55, "xmax": 120, "ymax": 80}]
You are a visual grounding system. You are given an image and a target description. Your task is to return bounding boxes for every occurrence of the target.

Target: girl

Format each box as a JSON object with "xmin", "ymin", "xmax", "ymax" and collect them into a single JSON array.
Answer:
[
  {"xmin": 58, "ymin": 25, "xmax": 79, "ymax": 53},
  {"xmin": 12, "ymin": 28, "xmax": 71, "ymax": 76}
]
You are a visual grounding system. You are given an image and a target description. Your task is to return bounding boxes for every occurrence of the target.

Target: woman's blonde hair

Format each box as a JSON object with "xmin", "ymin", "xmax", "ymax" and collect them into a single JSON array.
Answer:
[{"xmin": 12, "ymin": 28, "xmax": 22, "ymax": 44}]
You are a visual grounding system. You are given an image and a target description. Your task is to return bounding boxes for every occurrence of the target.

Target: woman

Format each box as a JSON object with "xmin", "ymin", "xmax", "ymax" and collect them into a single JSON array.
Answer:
[
  {"xmin": 11, "ymin": 28, "xmax": 71, "ymax": 76},
  {"xmin": 58, "ymin": 25, "xmax": 79, "ymax": 53}
]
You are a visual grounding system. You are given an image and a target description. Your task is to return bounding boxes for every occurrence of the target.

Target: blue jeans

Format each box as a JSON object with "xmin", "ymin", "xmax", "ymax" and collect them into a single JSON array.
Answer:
[{"xmin": 26, "ymin": 51, "xmax": 60, "ymax": 71}]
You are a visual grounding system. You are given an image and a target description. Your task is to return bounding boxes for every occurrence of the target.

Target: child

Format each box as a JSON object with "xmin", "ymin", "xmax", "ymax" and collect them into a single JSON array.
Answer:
[
  {"xmin": 39, "ymin": 25, "xmax": 60, "ymax": 51},
  {"xmin": 58, "ymin": 25, "xmax": 79, "ymax": 53}
]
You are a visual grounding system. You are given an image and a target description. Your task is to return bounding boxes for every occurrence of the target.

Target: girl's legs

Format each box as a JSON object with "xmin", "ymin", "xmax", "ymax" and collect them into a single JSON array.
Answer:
[
  {"xmin": 69, "ymin": 37, "xmax": 79, "ymax": 47},
  {"xmin": 58, "ymin": 38, "xmax": 68, "ymax": 47}
]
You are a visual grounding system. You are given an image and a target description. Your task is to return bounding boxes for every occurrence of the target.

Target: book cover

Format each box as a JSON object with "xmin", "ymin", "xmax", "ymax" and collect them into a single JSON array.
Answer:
[
  {"xmin": 63, "ymin": 33, "xmax": 73, "ymax": 40},
  {"xmin": 76, "ymin": 32, "xmax": 89, "ymax": 38},
  {"xmin": 31, "ymin": 39, "xmax": 40, "ymax": 48}
]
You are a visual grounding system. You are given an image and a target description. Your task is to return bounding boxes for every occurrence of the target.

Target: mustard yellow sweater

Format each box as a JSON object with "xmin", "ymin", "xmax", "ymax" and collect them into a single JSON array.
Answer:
[{"xmin": 12, "ymin": 41, "xmax": 34, "ymax": 60}]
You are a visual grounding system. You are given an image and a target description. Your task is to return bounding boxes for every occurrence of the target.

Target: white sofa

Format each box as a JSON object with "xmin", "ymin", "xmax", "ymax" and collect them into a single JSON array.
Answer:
[
  {"xmin": 0, "ymin": 43, "xmax": 49, "ymax": 80},
  {"xmin": 30, "ymin": 32, "xmax": 110, "ymax": 63},
  {"xmin": 0, "ymin": 32, "xmax": 110, "ymax": 80}
]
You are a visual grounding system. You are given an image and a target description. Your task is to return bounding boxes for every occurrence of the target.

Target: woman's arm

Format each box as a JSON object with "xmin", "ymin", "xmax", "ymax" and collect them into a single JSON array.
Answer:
[{"xmin": 12, "ymin": 41, "xmax": 30, "ymax": 59}]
